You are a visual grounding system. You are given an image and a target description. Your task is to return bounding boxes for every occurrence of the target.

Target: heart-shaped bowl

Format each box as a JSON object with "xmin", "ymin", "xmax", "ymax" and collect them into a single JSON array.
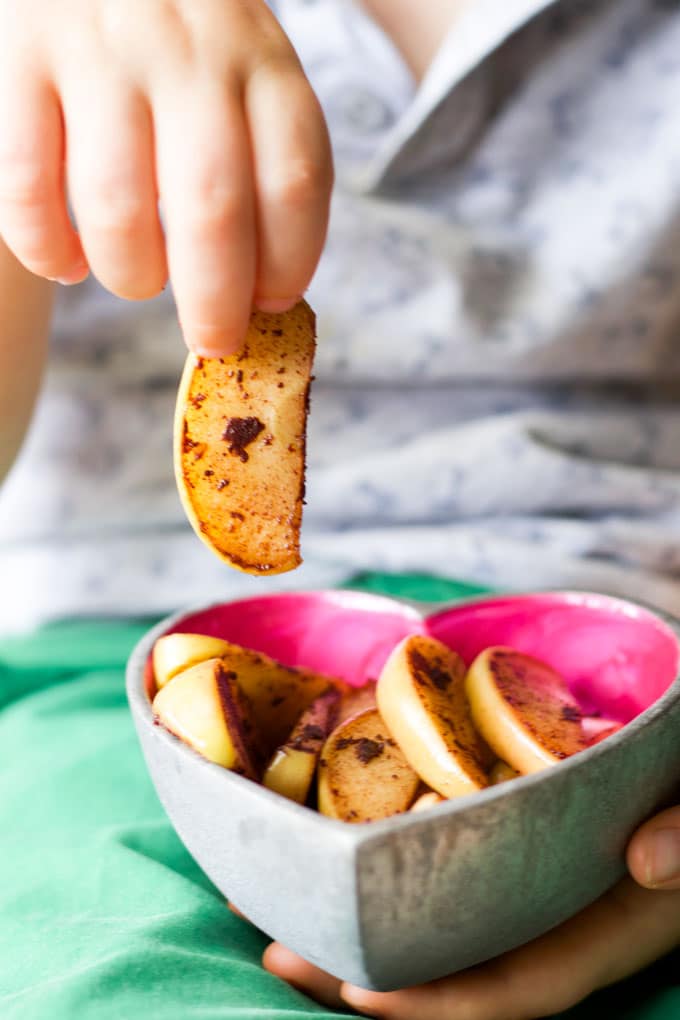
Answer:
[{"xmin": 126, "ymin": 589, "xmax": 680, "ymax": 991}]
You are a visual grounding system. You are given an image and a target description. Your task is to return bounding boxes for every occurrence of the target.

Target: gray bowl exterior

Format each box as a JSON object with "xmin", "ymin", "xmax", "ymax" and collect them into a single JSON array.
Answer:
[{"xmin": 126, "ymin": 598, "xmax": 680, "ymax": 991}]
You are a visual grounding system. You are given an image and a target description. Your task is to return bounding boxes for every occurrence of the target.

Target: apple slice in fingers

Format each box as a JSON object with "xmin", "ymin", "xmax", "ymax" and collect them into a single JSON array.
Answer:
[
  {"xmin": 466, "ymin": 647, "xmax": 588, "ymax": 774},
  {"xmin": 410, "ymin": 791, "xmax": 445, "ymax": 813},
  {"xmin": 376, "ymin": 635, "xmax": 491, "ymax": 799},
  {"xmin": 153, "ymin": 633, "xmax": 232, "ymax": 690},
  {"xmin": 152, "ymin": 658, "xmax": 262, "ymax": 779},
  {"xmin": 318, "ymin": 709, "xmax": 420, "ymax": 823},
  {"xmin": 263, "ymin": 687, "xmax": 341, "ymax": 804},
  {"xmin": 489, "ymin": 760, "xmax": 520, "ymax": 785},
  {"xmin": 174, "ymin": 301, "xmax": 316, "ymax": 575}
]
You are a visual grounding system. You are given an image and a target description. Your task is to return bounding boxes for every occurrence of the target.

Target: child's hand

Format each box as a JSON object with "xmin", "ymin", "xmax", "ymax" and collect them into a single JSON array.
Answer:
[
  {"xmin": 263, "ymin": 806, "xmax": 680, "ymax": 1018},
  {"xmin": 0, "ymin": 0, "xmax": 332, "ymax": 355}
]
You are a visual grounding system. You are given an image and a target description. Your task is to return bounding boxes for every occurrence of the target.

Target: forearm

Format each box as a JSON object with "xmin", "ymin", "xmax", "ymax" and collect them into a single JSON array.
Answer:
[{"xmin": 0, "ymin": 237, "xmax": 53, "ymax": 485}]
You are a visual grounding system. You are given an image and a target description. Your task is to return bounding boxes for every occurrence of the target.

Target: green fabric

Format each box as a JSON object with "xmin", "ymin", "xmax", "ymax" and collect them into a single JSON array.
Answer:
[{"xmin": 0, "ymin": 573, "xmax": 677, "ymax": 1019}]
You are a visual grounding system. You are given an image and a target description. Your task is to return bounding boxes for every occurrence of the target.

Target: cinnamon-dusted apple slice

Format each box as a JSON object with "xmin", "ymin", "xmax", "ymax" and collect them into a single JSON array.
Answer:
[
  {"xmin": 153, "ymin": 632, "xmax": 232, "ymax": 689},
  {"xmin": 410, "ymin": 791, "xmax": 445, "ymax": 813},
  {"xmin": 489, "ymin": 760, "xmax": 520, "ymax": 785},
  {"xmin": 152, "ymin": 658, "xmax": 262, "ymax": 779},
  {"xmin": 263, "ymin": 687, "xmax": 341, "ymax": 804},
  {"xmin": 376, "ymin": 635, "xmax": 492, "ymax": 799},
  {"xmin": 466, "ymin": 648, "xmax": 588, "ymax": 775},
  {"xmin": 582, "ymin": 716, "xmax": 624, "ymax": 746},
  {"xmin": 216, "ymin": 644, "xmax": 348, "ymax": 755},
  {"xmin": 175, "ymin": 301, "xmax": 316, "ymax": 574},
  {"xmin": 318, "ymin": 709, "xmax": 420, "ymax": 823}
]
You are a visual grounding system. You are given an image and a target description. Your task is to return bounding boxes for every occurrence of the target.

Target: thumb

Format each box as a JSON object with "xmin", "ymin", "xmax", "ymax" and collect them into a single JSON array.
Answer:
[{"xmin": 627, "ymin": 805, "xmax": 680, "ymax": 890}]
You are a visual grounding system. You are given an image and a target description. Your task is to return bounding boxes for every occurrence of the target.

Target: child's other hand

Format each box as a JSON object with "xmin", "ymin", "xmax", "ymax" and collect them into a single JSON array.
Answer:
[
  {"xmin": 0, "ymin": 0, "xmax": 332, "ymax": 355},
  {"xmin": 263, "ymin": 806, "xmax": 680, "ymax": 1018}
]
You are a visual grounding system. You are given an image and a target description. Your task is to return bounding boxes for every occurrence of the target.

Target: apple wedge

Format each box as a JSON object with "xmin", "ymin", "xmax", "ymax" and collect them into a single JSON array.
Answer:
[
  {"xmin": 582, "ymin": 716, "xmax": 623, "ymax": 746},
  {"xmin": 466, "ymin": 647, "xmax": 588, "ymax": 774},
  {"xmin": 489, "ymin": 760, "xmax": 520, "ymax": 785},
  {"xmin": 318, "ymin": 709, "xmax": 420, "ymax": 823},
  {"xmin": 174, "ymin": 301, "xmax": 316, "ymax": 574},
  {"xmin": 153, "ymin": 632, "xmax": 232, "ymax": 690},
  {"xmin": 152, "ymin": 658, "xmax": 262, "ymax": 779},
  {"xmin": 337, "ymin": 679, "xmax": 377, "ymax": 724},
  {"xmin": 263, "ymin": 687, "xmax": 341, "ymax": 804},
  {"xmin": 214, "ymin": 644, "xmax": 348, "ymax": 755},
  {"xmin": 376, "ymin": 635, "xmax": 491, "ymax": 799},
  {"xmin": 410, "ymin": 791, "xmax": 445, "ymax": 812}
]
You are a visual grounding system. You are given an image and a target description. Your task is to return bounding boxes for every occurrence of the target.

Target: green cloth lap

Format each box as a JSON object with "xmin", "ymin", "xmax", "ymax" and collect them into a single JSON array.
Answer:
[{"xmin": 0, "ymin": 573, "xmax": 677, "ymax": 1019}]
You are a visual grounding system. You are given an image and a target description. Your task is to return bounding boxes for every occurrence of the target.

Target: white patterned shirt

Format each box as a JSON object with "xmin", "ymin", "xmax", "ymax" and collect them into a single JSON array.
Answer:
[{"xmin": 2, "ymin": 0, "xmax": 680, "ymax": 633}]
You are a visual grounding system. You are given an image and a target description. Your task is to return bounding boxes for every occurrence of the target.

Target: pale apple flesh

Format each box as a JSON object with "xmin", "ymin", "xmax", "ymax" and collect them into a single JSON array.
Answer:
[
  {"xmin": 466, "ymin": 647, "xmax": 589, "ymax": 775},
  {"xmin": 263, "ymin": 687, "xmax": 341, "ymax": 804},
  {"xmin": 152, "ymin": 632, "xmax": 233, "ymax": 690},
  {"xmin": 489, "ymin": 760, "xmax": 520, "ymax": 785},
  {"xmin": 582, "ymin": 716, "xmax": 624, "ymax": 746},
  {"xmin": 317, "ymin": 709, "xmax": 420, "ymax": 823},
  {"xmin": 376, "ymin": 635, "xmax": 491, "ymax": 800},
  {"xmin": 410, "ymin": 791, "xmax": 445, "ymax": 812},
  {"xmin": 151, "ymin": 658, "xmax": 262, "ymax": 779}
]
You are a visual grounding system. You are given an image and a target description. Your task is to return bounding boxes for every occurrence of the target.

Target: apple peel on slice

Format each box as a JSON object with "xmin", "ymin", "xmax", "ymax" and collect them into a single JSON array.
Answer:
[
  {"xmin": 174, "ymin": 301, "xmax": 316, "ymax": 574},
  {"xmin": 337, "ymin": 679, "xmax": 377, "ymax": 725},
  {"xmin": 152, "ymin": 658, "xmax": 262, "ymax": 779},
  {"xmin": 317, "ymin": 709, "xmax": 420, "ymax": 823},
  {"xmin": 376, "ymin": 635, "xmax": 492, "ymax": 799},
  {"xmin": 263, "ymin": 687, "xmax": 341, "ymax": 804},
  {"xmin": 466, "ymin": 647, "xmax": 588, "ymax": 774}
]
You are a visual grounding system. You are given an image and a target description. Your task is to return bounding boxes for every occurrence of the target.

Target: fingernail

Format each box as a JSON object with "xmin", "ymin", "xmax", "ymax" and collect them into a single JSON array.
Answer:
[
  {"xmin": 190, "ymin": 345, "xmax": 237, "ymax": 360},
  {"xmin": 182, "ymin": 324, "xmax": 242, "ymax": 359},
  {"xmin": 49, "ymin": 263, "xmax": 89, "ymax": 286},
  {"xmin": 645, "ymin": 828, "xmax": 680, "ymax": 886},
  {"xmin": 255, "ymin": 296, "xmax": 300, "ymax": 313}
]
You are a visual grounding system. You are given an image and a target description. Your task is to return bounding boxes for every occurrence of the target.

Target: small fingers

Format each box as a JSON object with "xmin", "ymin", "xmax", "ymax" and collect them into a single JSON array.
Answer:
[
  {"xmin": 265, "ymin": 876, "xmax": 680, "ymax": 1020},
  {"xmin": 627, "ymin": 805, "xmax": 680, "ymax": 890},
  {"xmin": 262, "ymin": 943, "xmax": 346, "ymax": 1011},
  {"xmin": 154, "ymin": 79, "xmax": 256, "ymax": 356},
  {"xmin": 64, "ymin": 79, "xmax": 167, "ymax": 300},
  {"xmin": 0, "ymin": 67, "xmax": 86, "ymax": 283},
  {"xmin": 246, "ymin": 60, "xmax": 333, "ymax": 311},
  {"xmin": 227, "ymin": 902, "xmax": 251, "ymax": 922}
]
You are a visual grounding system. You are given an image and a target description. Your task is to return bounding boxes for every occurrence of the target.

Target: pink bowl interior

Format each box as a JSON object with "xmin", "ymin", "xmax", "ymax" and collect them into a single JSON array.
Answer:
[
  {"xmin": 427, "ymin": 593, "xmax": 679, "ymax": 722},
  {"xmin": 165, "ymin": 590, "xmax": 425, "ymax": 687},
  {"xmin": 154, "ymin": 590, "xmax": 679, "ymax": 723}
]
